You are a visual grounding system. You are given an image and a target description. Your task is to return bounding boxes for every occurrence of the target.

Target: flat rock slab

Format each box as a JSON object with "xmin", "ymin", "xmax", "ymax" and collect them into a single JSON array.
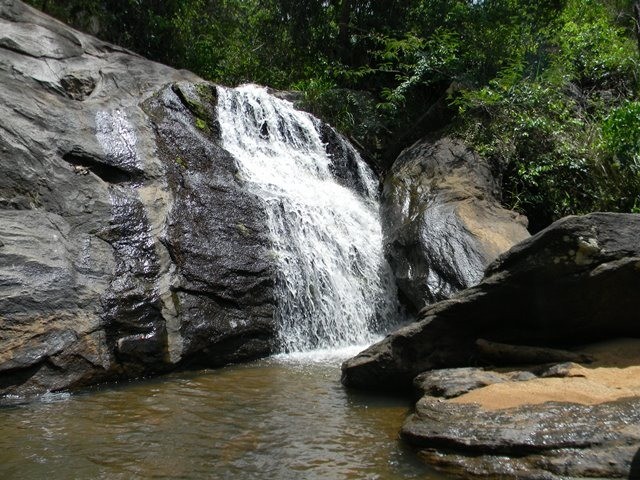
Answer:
[
  {"xmin": 401, "ymin": 339, "xmax": 640, "ymax": 479},
  {"xmin": 414, "ymin": 367, "xmax": 535, "ymax": 399},
  {"xmin": 403, "ymin": 395, "xmax": 640, "ymax": 479}
]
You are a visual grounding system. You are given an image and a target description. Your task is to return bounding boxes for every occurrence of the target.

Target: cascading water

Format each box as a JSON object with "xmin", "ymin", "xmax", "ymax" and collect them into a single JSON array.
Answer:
[{"xmin": 216, "ymin": 85, "xmax": 399, "ymax": 352}]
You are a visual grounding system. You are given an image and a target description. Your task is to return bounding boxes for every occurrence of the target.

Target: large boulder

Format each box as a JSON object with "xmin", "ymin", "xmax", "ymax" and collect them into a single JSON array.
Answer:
[
  {"xmin": 344, "ymin": 212, "xmax": 640, "ymax": 478},
  {"xmin": 0, "ymin": 1, "xmax": 371, "ymax": 397},
  {"xmin": 381, "ymin": 136, "xmax": 529, "ymax": 311},
  {"xmin": 342, "ymin": 212, "xmax": 640, "ymax": 390}
]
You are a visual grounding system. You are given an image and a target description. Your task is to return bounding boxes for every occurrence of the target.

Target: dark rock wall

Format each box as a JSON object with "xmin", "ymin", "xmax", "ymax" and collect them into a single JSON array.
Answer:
[
  {"xmin": 143, "ymin": 83, "xmax": 276, "ymax": 366},
  {"xmin": 0, "ymin": 0, "xmax": 277, "ymax": 396}
]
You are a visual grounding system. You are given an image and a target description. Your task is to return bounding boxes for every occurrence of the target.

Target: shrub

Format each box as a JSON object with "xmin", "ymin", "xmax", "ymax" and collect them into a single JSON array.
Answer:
[{"xmin": 597, "ymin": 101, "xmax": 640, "ymax": 210}]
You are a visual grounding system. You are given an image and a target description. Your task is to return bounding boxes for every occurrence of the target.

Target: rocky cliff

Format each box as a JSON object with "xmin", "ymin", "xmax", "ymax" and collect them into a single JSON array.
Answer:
[{"xmin": 0, "ymin": 0, "xmax": 366, "ymax": 397}]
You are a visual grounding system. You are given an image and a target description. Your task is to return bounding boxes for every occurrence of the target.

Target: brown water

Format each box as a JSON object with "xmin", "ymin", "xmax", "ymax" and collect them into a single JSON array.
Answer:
[{"xmin": 0, "ymin": 351, "xmax": 447, "ymax": 480}]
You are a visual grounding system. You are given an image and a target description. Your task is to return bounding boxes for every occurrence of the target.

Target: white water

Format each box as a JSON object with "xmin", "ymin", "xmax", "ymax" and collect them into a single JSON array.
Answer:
[{"xmin": 216, "ymin": 84, "xmax": 398, "ymax": 352}]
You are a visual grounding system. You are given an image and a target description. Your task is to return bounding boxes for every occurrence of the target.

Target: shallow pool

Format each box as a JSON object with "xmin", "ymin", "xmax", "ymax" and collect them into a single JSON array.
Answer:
[{"xmin": 0, "ymin": 350, "xmax": 448, "ymax": 479}]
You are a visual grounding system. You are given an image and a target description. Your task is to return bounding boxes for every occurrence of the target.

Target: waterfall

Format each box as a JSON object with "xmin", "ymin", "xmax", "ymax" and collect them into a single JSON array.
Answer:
[{"xmin": 216, "ymin": 85, "xmax": 398, "ymax": 352}]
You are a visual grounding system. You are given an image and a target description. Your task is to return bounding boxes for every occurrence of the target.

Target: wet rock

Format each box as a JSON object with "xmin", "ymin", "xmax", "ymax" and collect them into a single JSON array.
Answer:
[
  {"xmin": 0, "ymin": 1, "xmax": 281, "ymax": 396},
  {"xmin": 381, "ymin": 136, "xmax": 529, "ymax": 311},
  {"xmin": 0, "ymin": 210, "xmax": 114, "ymax": 394},
  {"xmin": 414, "ymin": 367, "xmax": 535, "ymax": 399},
  {"xmin": 143, "ymin": 82, "xmax": 276, "ymax": 366},
  {"xmin": 402, "ymin": 395, "xmax": 640, "ymax": 479},
  {"xmin": 342, "ymin": 213, "xmax": 640, "ymax": 391},
  {"xmin": 317, "ymin": 122, "xmax": 376, "ymax": 197}
]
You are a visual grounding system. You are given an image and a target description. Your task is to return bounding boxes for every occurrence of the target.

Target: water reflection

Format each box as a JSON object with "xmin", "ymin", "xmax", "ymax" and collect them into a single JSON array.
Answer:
[{"xmin": 0, "ymin": 358, "xmax": 446, "ymax": 479}]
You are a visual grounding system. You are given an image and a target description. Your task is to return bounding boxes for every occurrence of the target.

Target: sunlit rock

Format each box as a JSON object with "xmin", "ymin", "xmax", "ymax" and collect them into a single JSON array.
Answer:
[{"xmin": 382, "ymin": 136, "xmax": 529, "ymax": 311}]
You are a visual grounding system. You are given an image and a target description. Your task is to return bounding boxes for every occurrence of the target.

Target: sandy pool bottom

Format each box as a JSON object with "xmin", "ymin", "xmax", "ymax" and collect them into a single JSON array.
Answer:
[{"xmin": 449, "ymin": 337, "xmax": 640, "ymax": 410}]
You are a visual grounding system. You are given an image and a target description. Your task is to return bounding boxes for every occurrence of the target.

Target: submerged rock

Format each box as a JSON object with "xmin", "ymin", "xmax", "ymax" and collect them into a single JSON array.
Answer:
[
  {"xmin": 342, "ymin": 212, "xmax": 640, "ymax": 391},
  {"xmin": 381, "ymin": 136, "xmax": 529, "ymax": 311}
]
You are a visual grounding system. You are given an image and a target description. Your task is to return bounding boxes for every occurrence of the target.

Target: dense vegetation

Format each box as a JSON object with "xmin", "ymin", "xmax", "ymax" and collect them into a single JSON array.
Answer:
[{"xmin": 27, "ymin": 0, "xmax": 640, "ymax": 230}]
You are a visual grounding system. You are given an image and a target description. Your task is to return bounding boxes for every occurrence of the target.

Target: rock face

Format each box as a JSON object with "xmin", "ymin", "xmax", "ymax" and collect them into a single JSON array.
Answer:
[
  {"xmin": 0, "ymin": 1, "xmax": 369, "ymax": 397},
  {"xmin": 381, "ymin": 136, "xmax": 529, "ymax": 311},
  {"xmin": 140, "ymin": 82, "xmax": 276, "ymax": 368},
  {"xmin": 0, "ymin": 0, "xmax": 277, "ymax": 396}
]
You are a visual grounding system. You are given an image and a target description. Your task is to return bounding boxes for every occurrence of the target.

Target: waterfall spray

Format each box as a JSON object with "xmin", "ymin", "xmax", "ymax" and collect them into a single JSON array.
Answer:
[{"xmin": 216, "ymin": 85, "xmax": 398, "ymax": 352}]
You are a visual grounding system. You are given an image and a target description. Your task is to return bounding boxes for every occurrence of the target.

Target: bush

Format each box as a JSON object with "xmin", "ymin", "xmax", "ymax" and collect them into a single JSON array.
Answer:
[
  {"xmin": 456, "ymin": 76, "xmax": 596, "ymax": 230},
  {"xmin": 597, "ymin": 101, "xmax": 640, "ymax": 211},
  {"xmin": 555, "ymin": 0, "xmax": 638, "ymax": 92},
  {"xmin": 454, "ymin": 0, "xmax": 640, "ymax": 230}
]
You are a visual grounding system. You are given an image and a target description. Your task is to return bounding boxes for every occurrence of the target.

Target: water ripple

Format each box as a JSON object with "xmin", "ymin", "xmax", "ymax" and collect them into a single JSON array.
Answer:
[{"xmin": 0, "ymin": 360, "xmax": 444, "ymax": 480}]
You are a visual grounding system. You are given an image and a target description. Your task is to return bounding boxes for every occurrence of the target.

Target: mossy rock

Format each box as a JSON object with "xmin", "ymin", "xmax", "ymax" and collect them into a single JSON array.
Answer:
[{"xmin": 172, "ymin": 82, "xmax": 218, "ymax": 134}]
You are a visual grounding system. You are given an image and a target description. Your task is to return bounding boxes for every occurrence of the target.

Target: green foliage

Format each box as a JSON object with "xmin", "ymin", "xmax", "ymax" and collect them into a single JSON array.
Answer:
[
  {"xmin": 195, "ymin": 118, "xmax": 208, "ymax": 132},
  {"xmin": 602, "ymin": 101, "xmax": 640, "ymax": 158},
  {"xmin": 451, "ymin": 0, "xmax": 640, "ymax": 229},
  {"xmin": 175, "ymin": 156, "xmax": 188, "ymax": 169},
  {"xmin": 25, "ymin": 0, "xmax": 640, "ymax": 228},
  {"xmin": 379, "ymin": 30, "xmax": 460, "ymax": 107},
  {"xmin": 456, "ymin": 79, "xmax": 595, "ymax": 229},
  {"xmin": 554, "ymin": 0, "xmax": 638, "ymax": 91},
  {"xmin": 598, "ymin": 101, "xmax": 640, "ymax": 209}
]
